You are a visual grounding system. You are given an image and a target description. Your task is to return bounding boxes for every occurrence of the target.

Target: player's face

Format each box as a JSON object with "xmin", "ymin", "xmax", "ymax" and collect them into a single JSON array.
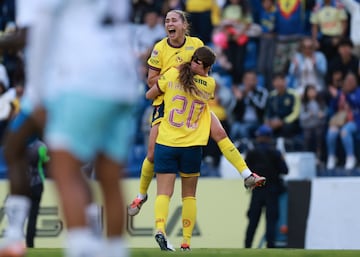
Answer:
[{"xmin": 165, "ymin": 11, "xmax": 186, "ymax": 42}]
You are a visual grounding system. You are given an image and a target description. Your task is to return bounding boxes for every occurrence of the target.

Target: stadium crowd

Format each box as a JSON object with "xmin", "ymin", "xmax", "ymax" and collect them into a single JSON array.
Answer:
[{"xmin": 0, "ymin": 0, "xmax": 359, "ymax": 176}]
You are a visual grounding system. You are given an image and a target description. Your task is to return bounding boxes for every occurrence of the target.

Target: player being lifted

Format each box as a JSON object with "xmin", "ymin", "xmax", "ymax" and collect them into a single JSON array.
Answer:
[{"xmin": 128, "ymin": 10, "xmax": 266, "ymax": 216}]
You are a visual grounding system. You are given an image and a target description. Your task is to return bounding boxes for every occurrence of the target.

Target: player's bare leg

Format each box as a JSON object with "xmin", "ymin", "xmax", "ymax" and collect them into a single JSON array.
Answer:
[{"xmin": 128, "ymin": 123, "xmax": 159, "ymax": 216}]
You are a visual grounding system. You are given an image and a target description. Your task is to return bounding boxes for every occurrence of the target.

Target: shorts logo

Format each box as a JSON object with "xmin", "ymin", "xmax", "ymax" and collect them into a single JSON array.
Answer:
[
  {"xmin": 153, "ymin": 107, "xmax": 160, "ymax": 119},
  {"xmin": 183, "ymin": 219, "xmax": 191, "ymax": 228}
]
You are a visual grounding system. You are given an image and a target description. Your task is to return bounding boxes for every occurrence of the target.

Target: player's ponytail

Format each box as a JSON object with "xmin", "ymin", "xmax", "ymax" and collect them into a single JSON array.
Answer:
[{"xmin": 178, "ymin": 62, "xmax": 202, "ymax": 97}]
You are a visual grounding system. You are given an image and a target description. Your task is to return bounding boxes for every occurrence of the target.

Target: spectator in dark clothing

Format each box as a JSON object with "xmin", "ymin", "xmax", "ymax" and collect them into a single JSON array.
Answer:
[
  {"xmin": 231, "ymin": 70, "xmax": 268, "ymax": 141},
  {"xmin": 244, "ymin": 124, "xmax": 288, "ymax": 248},
  {"xmin": 326, "ymin": 38, "xmax": 360, "ymax": 85},
  {"xmin": 131, "ymin": 0, "xmax": 163, "ymax": 24},
  {"xmin": 257, "ymin": 0, "xmax": 276, "ymax": 90},
  {"xmin": 0, "ymin": 0, "xmax": 15, "ymax": 31},
  {"xmin": 26, "ymin": 140, "xmax": 49, "ymax": 248},
  {"xmin": 184, "ymin": 0, "xmax": 215, "ymax": 45},
  {"xmin": 264, "ymin": 72, "xmax": 301, "ymax": 138}
]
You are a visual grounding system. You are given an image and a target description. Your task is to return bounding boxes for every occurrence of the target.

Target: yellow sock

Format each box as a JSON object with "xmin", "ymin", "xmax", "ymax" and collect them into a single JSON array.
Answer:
[
  {"xmin": 182, "ymin": 197, "xmax": 196, "ymax": 245},
  {"xmin": 139, "ymin": 158, "xmax": 154, "ymax": 195},
  {"xmin": 154, "ymin": 195, "xmax": 170, "ymax": 234},
  {"xmin": 217, "ymin": 137, "xmax": 251, "ymax": 178}
]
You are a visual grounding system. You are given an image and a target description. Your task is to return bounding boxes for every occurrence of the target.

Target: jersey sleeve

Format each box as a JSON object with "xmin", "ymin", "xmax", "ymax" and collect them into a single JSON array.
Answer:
[
  {"xmin": 147, "ymin": 41, "xmax": 163, "ymax": 71},
  {"xmin": 157, "ymin": 74, "xmax": 167, "ymax": 93},
  {"xmin": 194, "ymin": 37, "xmax": 204, "ymax": 48}
]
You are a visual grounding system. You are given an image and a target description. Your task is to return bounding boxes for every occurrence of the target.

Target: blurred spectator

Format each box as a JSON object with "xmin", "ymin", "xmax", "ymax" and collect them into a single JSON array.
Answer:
[
  {"xmin": 310, "ymin": 0, "xmax": 348, "ymax": 62},
  {"xmin": 244, "ymin": 124, "xmax": 288, "ymax": 248},
  {"xmin": 257, "ymin": 0, "xmax": 276, "ymax": 89},
  {"xmin": 248, "ymin": 0, "xmax": 262, "ymax": 23},
  {"xmin": 325, "ymin": 69, "xmax": 344, "ymax": 103},
  {"xmin": 1, "ymin": 49, "xmax": 23, "ymax": 88},
  {"xmin": 303, "ymin": 0, "xmax": 318, "ymax": 36},
  {"xmin": 326, "ymin": 72, "xmax": 359, "ymax": 170},
  {"xmin": 184, "ymin": 0, "xmax": 219, "ymax": 45},
  {"xmin": 136, "ymin": 60, "xmax": 153, "ymax": 146},
  {"xmin": 211, "ymin": 44, "xmax": 234, "ymax": 88},
  {"xmin": 231, "ymin": 70, "xmax": 268, "ymax": 141},
  {"xmin": 288, "ymin": 37, "xmax": 327, "ymax": 96},
  {"xmin": 133, "ymin": 9, "xmax": 166, "ymax": 63},
  {"xmin": 161, "ymin": 0, "xmax": 185, "ymax": 16},
  {"xmin": 131, "ymin": 0, "xmax": 163, "ymax": 24},
  {"xmin": 0, "ymin": 62, "xmax": 9, "ymax": 92},
  {"xmin": 0, "ymin": 0, "xmax": 15, "ymax": 32},
  {"xmin": 339, "ymin": 0, "xmax": 360, "ymax": 58},
  {"xmin": 26, "ymin": 140, "xmax": 49, "ymax": 248},
  {"xmin": 328, "ymin": 69, "xmax": 344, "ymax": 89},
  {"xmin": 212, "ymin": 0, "xmax": 260, "ymax": 84},
  {"xmin": 299, "ymin": 84, "xmax": 327, "ymax": 163},
  {"xmin": 326, "ymin": 37, "xmax": 360, "ymax": 85},
  {"xmin": 264, "ymin": 72, "xmax": 301, "ymax": 138},
  {"xmin": 273, "ymin": 0, "xmax": 305, "ymax": 74}
]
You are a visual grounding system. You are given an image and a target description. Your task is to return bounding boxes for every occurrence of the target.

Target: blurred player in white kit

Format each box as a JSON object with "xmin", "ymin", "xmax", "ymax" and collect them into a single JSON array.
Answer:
[{"xmin": 0, "ymin": 1, "xmax": 138, "ymax": 257}]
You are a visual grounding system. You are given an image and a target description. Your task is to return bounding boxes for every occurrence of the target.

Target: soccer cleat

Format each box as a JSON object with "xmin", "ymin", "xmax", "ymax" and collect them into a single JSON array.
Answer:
[
  {"xmin": 0, "ymin": 240, "xmax": 26, "ymax": 257},
  {"xmin": 244, "ymin": 173, "xmax": 266, "ymax": 190},
  {"xmin": 154, "ymin": 232, "xmax": 175, "ymax": 251},
  {"xmin": 127, "ymin": 194, "xmax": 148, "ymax": 216},
  {"xmin": 180, "ymin": 243, "xmax": 191, "ymax": 251}
]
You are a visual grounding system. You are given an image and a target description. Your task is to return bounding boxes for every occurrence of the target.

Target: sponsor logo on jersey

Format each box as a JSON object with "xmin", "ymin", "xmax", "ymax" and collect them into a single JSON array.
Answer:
[{"xmin": 194, "ymin": 77, "xmax": 207, "ymax": 86}]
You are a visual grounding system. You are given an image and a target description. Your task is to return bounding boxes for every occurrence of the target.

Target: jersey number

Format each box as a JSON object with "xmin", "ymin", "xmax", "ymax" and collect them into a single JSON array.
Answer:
[{"xmin": 169, "ymin": 95, "xmax": 205, "ymax": 129}]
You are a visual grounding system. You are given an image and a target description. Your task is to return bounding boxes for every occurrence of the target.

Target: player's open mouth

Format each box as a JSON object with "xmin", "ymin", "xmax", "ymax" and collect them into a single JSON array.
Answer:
[{"xmin": 168, "ymin": 29, "xmax": 176, "ymax": 36}]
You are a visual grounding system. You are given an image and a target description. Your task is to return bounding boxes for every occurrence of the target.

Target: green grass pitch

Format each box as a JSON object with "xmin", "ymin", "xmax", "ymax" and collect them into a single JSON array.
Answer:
[{"xmin": 27, "ymin": 248, "xmax": 360, "ymax": 257}]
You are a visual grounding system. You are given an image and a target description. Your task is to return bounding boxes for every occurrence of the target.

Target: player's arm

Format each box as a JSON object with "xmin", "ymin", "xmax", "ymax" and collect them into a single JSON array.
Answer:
[
  {"xmin": 145, "ymin": 83, "xmax": 162, "ymax": 100},
  {"xmin": 147, "ymin": 68, "xmax": 161, "ymax": 88}
]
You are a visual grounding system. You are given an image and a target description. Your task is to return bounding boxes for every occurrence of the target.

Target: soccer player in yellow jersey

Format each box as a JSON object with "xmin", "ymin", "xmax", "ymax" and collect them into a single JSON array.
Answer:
[
  {"xmin": 147, "ymin": 46, "xmax": 216, "ymax": 251},
  {"xmin": 128, "ymin": 10, "xmax": 266, "ymax": 216}
]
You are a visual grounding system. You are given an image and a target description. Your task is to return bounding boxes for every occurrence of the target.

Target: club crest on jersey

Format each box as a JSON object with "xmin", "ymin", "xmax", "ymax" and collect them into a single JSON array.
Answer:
[{"xmin": 176, "ymin": 56, "xmax": 183, "ymax": 63}]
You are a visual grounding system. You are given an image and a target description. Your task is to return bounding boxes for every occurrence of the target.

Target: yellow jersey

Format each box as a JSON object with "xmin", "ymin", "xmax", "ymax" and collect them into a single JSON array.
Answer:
[
  {"xmin": 185, "ymin": 0, "xmax": 214, "ymax": 12},
  {"xmin": 156, "ymin": 67, "xmax": 215, "ymax": 147},
  {"xmin": 147, "ymin": 36, "xmax": 204, "ymax": 106},
  {"xmin": 310, "ymin": 6, "xmax": 347, "ymax": 36}
]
